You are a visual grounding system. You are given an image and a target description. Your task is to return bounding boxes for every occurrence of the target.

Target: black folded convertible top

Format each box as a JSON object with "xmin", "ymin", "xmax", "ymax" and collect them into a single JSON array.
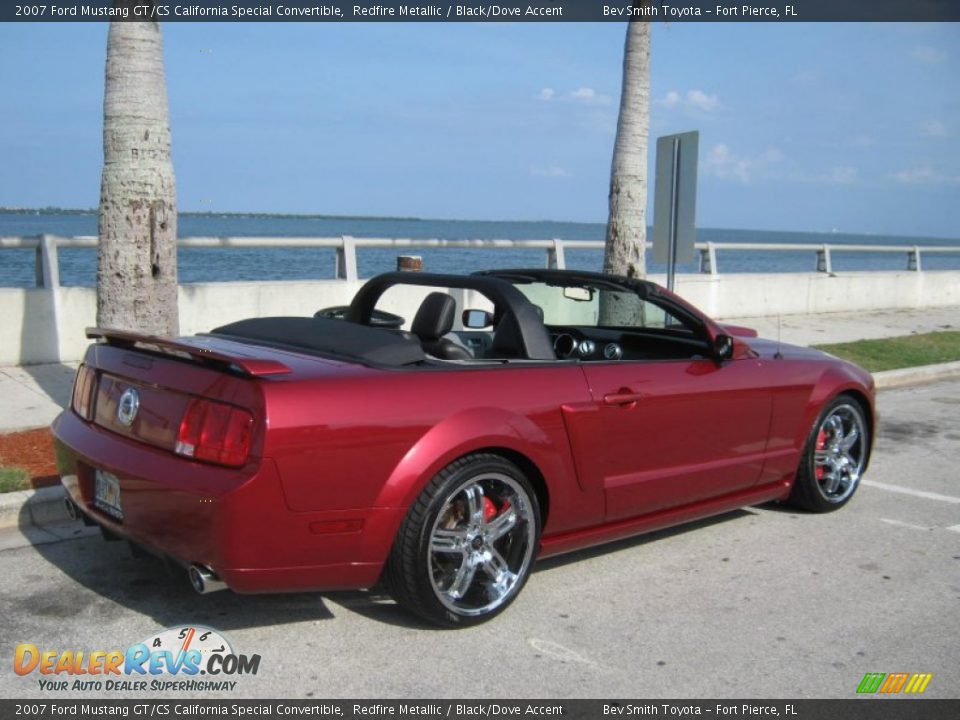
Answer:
[{"xmin": 210, "ymin": 316, "xmax": 426, "ymax": 367}]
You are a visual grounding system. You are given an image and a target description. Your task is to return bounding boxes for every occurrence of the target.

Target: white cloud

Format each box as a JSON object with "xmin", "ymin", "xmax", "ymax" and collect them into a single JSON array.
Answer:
[
  {"xmin": 536, "ymin": 86, "xmax": 611, "ymax": 106},
  {"xmin": 919, "ymin": 119, "xmax": 949, "ymax": 138},
  {"xmin": 911, "ymin": 46, "xmax": 947, "ymax": 64},
  {"xmin": 530, "ymin": 165, "xmax": 573, "ymax": 179},
  {"xmin": 821, "ymin": 166, "xmax": 858, "ymax": 185},
  {"xmin": 705, "ymin": 144, "xmax": 750, "ymax": 183},
  {"xmin": 662, "ymin": 90, "xmax": 682, "ymax": 109},
  {"xmin": 569, "ymin": 87, "xmax": 611, "ymax": 106},
  {"xmin": 686, "ymin": 89, "xmax": 720, "ymax": 112},
  {"xmin": 888, "ymin": 167, "xmax": 959, "ymax": 185},
  {"xmin": 704, "ymin": 143, "xmax": 782, "ymax": 184},
  {"xmin": 658, "ymin": 89, "xmax": 720, "ymax": 113},
  {"xmin": 761, "ymin": 147, "xmax": 783, "ymax": 163}
]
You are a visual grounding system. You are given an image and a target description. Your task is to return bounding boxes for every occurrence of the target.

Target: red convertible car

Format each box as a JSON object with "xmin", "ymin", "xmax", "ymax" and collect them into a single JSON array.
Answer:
[{"xmin": 53, "ymin": 269, "xmax": 874, "ymax": 626}]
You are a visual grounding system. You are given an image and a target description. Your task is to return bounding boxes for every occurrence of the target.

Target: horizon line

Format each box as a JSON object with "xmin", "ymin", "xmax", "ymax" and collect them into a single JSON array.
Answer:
[{"xmin": 1, "ymin": 206, "xmax": 958, "ymax": 243}]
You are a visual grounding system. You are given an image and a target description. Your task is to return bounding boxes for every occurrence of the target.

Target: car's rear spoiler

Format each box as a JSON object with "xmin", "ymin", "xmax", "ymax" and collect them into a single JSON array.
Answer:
[{"xmin": 86, "ymin": 327, "xmax": 292, "ymax": 377}]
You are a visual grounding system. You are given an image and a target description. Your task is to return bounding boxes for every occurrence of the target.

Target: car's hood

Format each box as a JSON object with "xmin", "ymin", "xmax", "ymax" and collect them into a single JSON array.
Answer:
[
  {"xmin": 746, "ymin": 337, "xmax": 837, "ymax": 361},
  {"xmin": 719, "ymin": 323, "xmax": 758, "ymax": 338}
]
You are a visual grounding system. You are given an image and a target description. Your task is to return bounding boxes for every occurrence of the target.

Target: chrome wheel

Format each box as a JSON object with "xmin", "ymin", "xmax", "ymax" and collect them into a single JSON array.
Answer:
[
  {"xmin": 428, "ymin": 472, "xmax": 536, "ymax": 618},
  {"xmin": 812, "ymin": 403, "xmax": 867, "ymax": 503}
]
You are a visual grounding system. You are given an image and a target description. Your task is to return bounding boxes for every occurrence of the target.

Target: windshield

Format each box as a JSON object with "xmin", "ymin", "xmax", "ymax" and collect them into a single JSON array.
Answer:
[{"xmin": 511, "ymin": 281, "xmax": 690, "ymax": 332}]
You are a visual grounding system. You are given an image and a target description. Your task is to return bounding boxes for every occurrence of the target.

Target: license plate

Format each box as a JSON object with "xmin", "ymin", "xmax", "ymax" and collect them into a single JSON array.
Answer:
[{"xmin": 94, "ymin": 469, "xmax": 123, "ymax": 520}]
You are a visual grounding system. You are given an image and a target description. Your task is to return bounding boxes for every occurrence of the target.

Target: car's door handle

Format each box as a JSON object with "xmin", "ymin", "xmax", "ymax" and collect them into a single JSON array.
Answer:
[{"xmin": 603, "ymin": 390, "xmax": 644, "ymax": 406}]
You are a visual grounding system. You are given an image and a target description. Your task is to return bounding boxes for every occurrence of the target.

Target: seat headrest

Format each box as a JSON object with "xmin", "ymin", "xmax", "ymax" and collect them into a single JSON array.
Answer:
[{"xmin": 411, "ymin": 292, "xmax": 457, "ymax": 341}]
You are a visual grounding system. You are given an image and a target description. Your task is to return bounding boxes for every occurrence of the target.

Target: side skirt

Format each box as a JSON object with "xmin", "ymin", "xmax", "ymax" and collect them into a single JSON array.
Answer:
[{"xmin": 538, "ymin": 478, "xmax": 792, "ymax": 559}]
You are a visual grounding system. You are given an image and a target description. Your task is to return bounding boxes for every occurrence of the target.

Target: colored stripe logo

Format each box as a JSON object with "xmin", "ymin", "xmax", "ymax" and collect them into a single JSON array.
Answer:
[{"xmin": 857, "ymin": 672, "xmax": 932, "ymax": 694}]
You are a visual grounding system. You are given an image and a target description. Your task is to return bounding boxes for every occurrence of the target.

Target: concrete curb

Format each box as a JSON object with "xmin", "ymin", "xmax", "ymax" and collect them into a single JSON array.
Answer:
[
  {"xmin": 873, "ymin": 360, "xmax": 960, "ymax": 389},
  {"xmin": 0, "ymin": 484, "xmax": 69, "ymax": 531}
]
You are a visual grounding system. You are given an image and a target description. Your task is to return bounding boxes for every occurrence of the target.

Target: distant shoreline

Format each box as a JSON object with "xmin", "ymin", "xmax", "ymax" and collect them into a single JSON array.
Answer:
[
  {"xmin": 0, "ymin": 206, "xmax": 426, "ymax": 223},
  {"xmin": 2, "ymin": 207, "xmax": 958, "ymax": 243},
  {"xmin": 0, "ymin": 206, "xmax": 603, "ymax": 228}
]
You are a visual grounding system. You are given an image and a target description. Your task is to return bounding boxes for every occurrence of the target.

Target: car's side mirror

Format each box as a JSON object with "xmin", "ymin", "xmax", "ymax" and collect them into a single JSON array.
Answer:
[
  {"xmin": 712, "ymin": 333, "xmax": 734, "ymax": 362},
  {"xmin": 462, "ymin": 309, "xmax": 494, "ymax": 329}
]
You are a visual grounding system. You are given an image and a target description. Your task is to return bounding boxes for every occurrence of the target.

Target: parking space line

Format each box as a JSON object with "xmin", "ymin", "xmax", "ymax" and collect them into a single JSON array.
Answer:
[
  {"xmin": 879, "ymin": 518, "xmax": 934, "ymax": 532},
  {"xmin": 862, "ymin": 480, "xmax": 960, "ymax": 504},
  {"xmin": 527, "ymin": 639, "xmax": 601, "ymax": 668},
  {"xmin": 947, "ymin": 525, "xmax": 960, "ymax": 534},
  {"xmin": 879, "ymin": 518, "xmax": 935, "ymax": 531}
]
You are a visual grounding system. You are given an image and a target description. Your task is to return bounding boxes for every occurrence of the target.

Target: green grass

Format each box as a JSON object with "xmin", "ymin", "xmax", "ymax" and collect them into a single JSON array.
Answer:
[
  {"xmin": 0, "ymin": 466, "xmax": 30, "ymax": 493},
  {"xmin": 814, "ymin": 331, "xmax": 960, "ymax": 373}
]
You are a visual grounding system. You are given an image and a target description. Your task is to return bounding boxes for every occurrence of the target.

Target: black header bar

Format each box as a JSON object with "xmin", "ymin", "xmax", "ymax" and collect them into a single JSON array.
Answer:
[{"xmin": 3, "ymin": 0, "xmax": 960, "ymax": 23}]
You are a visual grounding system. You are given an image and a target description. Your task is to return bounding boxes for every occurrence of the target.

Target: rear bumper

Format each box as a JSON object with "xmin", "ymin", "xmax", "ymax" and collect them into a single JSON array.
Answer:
[{"xmin": 53, "ymin": 410, "xmax": 405, "ymax": 593}]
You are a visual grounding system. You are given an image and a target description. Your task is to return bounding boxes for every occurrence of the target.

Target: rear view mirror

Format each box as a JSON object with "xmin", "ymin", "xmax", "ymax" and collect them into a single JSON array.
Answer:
[
  {"xmin": 563, "ymin": 286, "xmax": 594, "ymax": 302},
  {"xmin": 462, "ymin": 309, "xmax": 494, "ymax": 329}
]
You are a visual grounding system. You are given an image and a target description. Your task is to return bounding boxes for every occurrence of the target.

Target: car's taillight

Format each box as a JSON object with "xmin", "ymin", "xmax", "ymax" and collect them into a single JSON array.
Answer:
[
  {"xmin": 175, "ymin": 398, "xmax": 254, "ymax": 467},
  {"xmin": 71, "ymin": 364, "xmax": 97, "ymax": 421}
]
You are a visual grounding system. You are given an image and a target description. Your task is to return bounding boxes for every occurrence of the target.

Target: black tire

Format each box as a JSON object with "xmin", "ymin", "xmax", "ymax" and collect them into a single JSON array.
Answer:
[
  {"xmin": 384, "ymin": 453, "xmax": 541, "ymax": 627},
  {"xmin": 789, "ymin": 395, "xmax": 869, "ymax": 512}
]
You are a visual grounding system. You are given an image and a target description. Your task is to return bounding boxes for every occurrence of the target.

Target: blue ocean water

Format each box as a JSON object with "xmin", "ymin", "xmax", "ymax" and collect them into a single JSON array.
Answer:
[{"xmin": 1, "ymin": 211, "xmax": 958, "ymax": 288}]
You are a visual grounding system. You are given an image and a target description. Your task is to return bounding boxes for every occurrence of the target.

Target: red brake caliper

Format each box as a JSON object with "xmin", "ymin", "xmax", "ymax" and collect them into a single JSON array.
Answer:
[
  {"xmin": 482, "ymin": 497, "xmax": 498, "ymax": 522},
  {"xmin": 815, "ymin": 429, "xmax": 828, "ymax": 479}
]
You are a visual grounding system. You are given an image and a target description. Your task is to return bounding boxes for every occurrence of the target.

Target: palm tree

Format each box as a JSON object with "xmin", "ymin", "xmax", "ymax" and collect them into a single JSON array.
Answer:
[
  {"xmin": 603, "ymin": 12, "xmax": 652, "ymax": 280},
  {"xmin": 97, "ymin": 3, "xmax": 178, "ymax": 336}
]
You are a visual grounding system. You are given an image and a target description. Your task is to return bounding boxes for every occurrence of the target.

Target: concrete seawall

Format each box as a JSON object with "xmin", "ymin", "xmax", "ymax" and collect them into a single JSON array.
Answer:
[{"xmin": 2, "ymin": 270, "xmax": 958, "ymax": 365}]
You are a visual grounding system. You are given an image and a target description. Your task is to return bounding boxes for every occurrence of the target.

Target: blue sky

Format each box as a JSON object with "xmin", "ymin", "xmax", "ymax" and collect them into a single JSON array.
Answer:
[{"xmin": 0, "ymin": 21, "xmax": 957, "ymax": 237}]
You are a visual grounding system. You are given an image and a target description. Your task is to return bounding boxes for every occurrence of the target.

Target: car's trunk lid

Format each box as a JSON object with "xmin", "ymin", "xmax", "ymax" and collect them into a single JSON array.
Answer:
[{"xmin": 80, "ymin": 328, "xmax": 375, "ymax": 459}]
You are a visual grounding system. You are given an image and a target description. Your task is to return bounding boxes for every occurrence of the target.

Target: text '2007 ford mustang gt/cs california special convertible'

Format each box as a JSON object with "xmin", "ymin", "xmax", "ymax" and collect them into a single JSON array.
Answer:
[{"xmin": 53, "ymin": 269, "xmax": 875, "ymax": 626}]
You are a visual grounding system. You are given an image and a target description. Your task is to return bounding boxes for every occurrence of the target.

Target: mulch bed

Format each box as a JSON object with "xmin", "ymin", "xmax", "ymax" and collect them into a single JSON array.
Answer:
[{"xmin": 0, "ymin": 427, "xmax": 60, "ymax": 489}]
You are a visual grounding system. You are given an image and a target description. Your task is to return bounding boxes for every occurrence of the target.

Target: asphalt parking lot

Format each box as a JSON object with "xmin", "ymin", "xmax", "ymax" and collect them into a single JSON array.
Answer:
[{"xmin": 1, "ymin": 378, "xmax": 958, "ymax": 700}]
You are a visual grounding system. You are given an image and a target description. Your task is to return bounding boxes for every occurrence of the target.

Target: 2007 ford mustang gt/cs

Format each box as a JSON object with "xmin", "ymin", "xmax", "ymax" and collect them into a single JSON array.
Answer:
[{"xmin": 54, "ymin": 269, "xmax": 874, "ymax": 626}]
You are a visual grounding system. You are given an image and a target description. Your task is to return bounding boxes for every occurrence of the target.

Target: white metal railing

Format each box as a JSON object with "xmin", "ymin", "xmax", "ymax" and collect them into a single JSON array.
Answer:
[
  {"xmin": 1, "ymin": 234, "xmax": 959, "ymax": 288},
  {"xmin": 692, "ymin": 240, "xmax": 958, "ymax": 274}
]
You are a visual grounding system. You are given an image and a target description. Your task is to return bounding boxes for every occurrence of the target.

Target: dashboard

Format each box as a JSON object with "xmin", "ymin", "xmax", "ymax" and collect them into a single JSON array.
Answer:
[
  {"xmin": 450, "ymin": 326, "xmax": 709, "ymax": 362},
  {"xmin": 552, "ymin": 332, "xmax": 622, "ymax": 361},
  {"xmin": 548, "ymin": 326, "xmax": 709, "ymax": 362}
]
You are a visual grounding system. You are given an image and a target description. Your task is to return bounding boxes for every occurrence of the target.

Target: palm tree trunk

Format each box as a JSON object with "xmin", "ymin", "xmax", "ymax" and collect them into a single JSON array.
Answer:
[
  {"xmin": 97, "ymin": 6, "xmax": 178, "ymax": 336},
  {"xmin": 603, "ymin": 14, "xmax": 651, "ymax": 281}
]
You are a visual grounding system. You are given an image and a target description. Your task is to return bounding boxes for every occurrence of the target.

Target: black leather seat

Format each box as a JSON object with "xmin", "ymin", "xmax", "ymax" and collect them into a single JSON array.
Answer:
[{"xmin": 411, "ymin": 293, "xmax": 473, "ymax": 360}]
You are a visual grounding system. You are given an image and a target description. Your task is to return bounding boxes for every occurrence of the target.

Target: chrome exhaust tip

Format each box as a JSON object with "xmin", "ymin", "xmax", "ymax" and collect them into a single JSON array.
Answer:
[
  {"xmin": 188, "ymin": 564, "xmax": 227, "ymax": 595},
  {"xmin": 65, "ymin": 499, "xmax": 96, "ymax": 526}
]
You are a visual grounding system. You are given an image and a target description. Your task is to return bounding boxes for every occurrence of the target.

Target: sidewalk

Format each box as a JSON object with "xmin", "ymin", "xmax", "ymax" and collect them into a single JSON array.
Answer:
[
  {"xmin": 0, "ymin": 362, "xmax": 77, "ymax": 433},
  {"xmin": 721, "ymin": 305, "xmax": 959, "ymax": 348}
]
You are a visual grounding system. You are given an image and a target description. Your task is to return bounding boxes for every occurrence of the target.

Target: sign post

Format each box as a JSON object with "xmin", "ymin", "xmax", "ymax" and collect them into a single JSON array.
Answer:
[{"xmin": 653, "ymin": 131, "xmax": 699, "ymax": 292}]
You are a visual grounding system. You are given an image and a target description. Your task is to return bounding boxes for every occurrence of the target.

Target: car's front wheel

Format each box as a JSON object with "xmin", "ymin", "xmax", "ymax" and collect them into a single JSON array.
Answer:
[
  {"xmin": 789, "ymin": 396, "xmax": 869, "ymax": 512},
  {"xmin": 385, "ymin": 454, "xmax": 541, "ymax": 627}
]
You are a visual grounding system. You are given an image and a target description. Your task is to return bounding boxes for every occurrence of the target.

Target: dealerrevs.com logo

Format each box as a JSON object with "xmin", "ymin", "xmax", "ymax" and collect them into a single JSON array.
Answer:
[
  {"xmin": 856, "ymin": 672, "xmax": 933, "ymax": 695},
  {"xmin": 14, "ymin": 626, "xmax": 260, "ymax": 693}
]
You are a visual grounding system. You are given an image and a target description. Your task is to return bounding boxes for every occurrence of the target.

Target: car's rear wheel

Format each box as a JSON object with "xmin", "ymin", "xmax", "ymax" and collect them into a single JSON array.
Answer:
[
  {"xmin": 385, "ymin": 453, "xmax": 540, "ymax": 627},
  {"xmin": 789, "ymin": 396, "xmax": 869, "ymax": 512}
]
